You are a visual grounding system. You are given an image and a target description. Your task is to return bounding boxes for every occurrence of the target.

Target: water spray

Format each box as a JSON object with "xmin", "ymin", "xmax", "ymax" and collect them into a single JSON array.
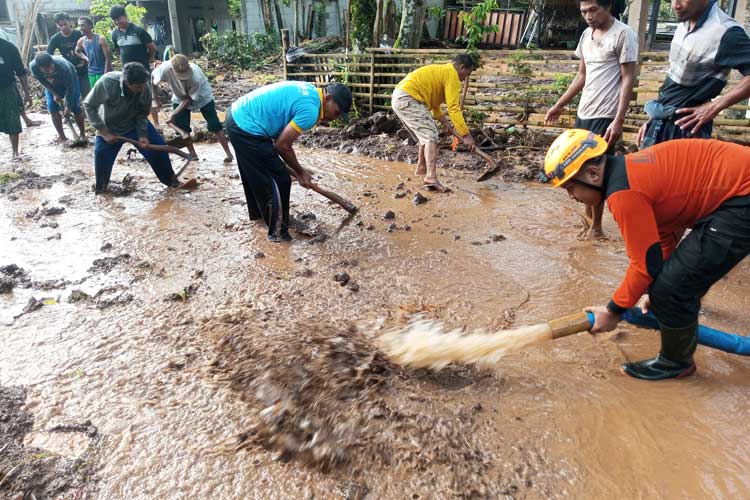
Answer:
[{"xmin": 379, "ymin": 309, "xmax": 750, "ymax": 370}]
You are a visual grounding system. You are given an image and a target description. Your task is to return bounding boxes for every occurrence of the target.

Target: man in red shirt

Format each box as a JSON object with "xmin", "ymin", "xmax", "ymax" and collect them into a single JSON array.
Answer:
[{"xmin": 544, "ymin": 129, "xmax": 750, "ymax": 380}]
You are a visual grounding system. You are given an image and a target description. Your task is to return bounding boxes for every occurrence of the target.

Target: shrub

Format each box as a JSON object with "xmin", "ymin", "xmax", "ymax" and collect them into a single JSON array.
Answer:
[{"xmin": 200, "ymin": 31, "xmax": 280, "ymax": 69}]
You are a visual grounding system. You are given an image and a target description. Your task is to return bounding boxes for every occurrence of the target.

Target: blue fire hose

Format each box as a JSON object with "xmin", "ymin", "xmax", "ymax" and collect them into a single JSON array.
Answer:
[{"xmin": 584, "ymin": 309, "xmax": 750, "ymax": 356}]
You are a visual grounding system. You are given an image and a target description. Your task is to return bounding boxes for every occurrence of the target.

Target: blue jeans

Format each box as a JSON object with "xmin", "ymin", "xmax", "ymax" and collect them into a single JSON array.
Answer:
[{"xmin": 94, "ymin": 122, "xmax": 176, "ymax": 192}]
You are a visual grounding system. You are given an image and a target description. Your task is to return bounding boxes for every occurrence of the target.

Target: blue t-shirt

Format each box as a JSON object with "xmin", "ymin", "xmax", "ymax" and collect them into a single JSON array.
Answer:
[{"xmin": 230, "ymin": 81, "xmax": 322, "ymax": 138}]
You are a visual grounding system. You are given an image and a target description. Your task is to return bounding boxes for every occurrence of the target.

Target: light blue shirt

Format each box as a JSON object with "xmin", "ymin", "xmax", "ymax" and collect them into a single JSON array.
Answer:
[{"xmin": 230, "ymin": 81, "xmax": 322, "ymax": 138}]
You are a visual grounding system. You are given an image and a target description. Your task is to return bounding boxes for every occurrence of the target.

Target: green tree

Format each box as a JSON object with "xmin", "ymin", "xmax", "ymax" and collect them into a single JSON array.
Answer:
[
  {"xmin": 350, "ymin": 0, "xmax": 376, "ymax": 51},
  {"xmin": 458, "ymin": 0, "xmax": 497, "ymax": 62},
  {"xmin": 227, "ymin": 0, "xmax": 242, "ymax": 19},
  {"xmin": 90, "ymin": 0, "xmax": 147, "ymax": 45}
]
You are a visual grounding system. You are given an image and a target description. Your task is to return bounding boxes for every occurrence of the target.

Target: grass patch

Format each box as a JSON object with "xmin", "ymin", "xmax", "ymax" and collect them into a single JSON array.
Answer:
[{"xmin": 0, "ymin": 172, "xmax": 21, "ymax": 186}]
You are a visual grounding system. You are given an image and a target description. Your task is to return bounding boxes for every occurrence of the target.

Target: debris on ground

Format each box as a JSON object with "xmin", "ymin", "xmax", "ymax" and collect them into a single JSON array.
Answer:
[
  {"xmin": 22, "ymin": 297, "xmax": 44, "ymax": 314},
  {"xmin": 0, "ymin": 385, "xmax": 98, "ymax": 499},
  {"xmin": 202, "ymin": 310, "xmax": 494, "ymax": 496},
  {"xmin": 89, "ymin": 254, "xmax": 132, "ymax": 274},
  {"xmin": 0, "ymin": 276, "xmax": 14, "ymax": 293},
  {"xmin": 68, "ymin": 290, "xmax": 91, "ymax": 303},
  {"xmin": 107, "ymin": 174, "xmax": 137, "ymax": 196},
  {"xmin": 334, "ymin": 272, "xmax": 351, "ymax": 286},
  {"xmin": 412, "ymin": 192, "xmax": 429, "ymax": 206}
]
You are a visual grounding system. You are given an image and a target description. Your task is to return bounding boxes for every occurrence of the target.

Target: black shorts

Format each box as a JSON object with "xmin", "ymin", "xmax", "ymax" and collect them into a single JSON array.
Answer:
[
  {"xmin": 575, "ymin": 116, "xmax": 616, "ymax": 154},
  {"xmin": 172, "ymin": 100, "xmax": 223, "ymax": 133}
]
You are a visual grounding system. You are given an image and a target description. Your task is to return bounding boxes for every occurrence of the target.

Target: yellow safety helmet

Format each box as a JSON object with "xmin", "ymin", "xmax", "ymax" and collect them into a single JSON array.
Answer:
[{"xmin": 543, "ymin": 129, "xmax": 608, "ymax": 188}]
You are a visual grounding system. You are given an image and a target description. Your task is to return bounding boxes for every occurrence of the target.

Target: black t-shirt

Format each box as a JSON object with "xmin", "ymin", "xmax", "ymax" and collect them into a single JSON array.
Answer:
[
  {"xmin": 112, "ymin": 23, "xmax": 153, "ymax": 68},
  {"xmin": 47, "ymin": 30, "xmax": 87, "ymax": 77},
  {"xmin": 0, "ymin": 38, "xmax": 26, "ymax": 89}
]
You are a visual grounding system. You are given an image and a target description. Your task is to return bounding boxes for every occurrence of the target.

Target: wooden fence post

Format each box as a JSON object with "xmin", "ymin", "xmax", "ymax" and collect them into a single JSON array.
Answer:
[
  {"xmin": 368, "ymin": 51, "xmax": 375, "ymax": 114},
  {"xmin": 281, "ymin": 29, "xmax": 290, "ymax": 80}
]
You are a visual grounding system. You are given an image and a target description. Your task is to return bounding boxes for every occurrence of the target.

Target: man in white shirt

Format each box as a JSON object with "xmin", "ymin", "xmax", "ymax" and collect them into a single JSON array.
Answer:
[
  {"xmin": 544, "ymin": 0, "xmax": 638, "ymax": 240},
  {"xmin": 152, "ymin": 54, "xmax": 233, "ymax": 162}
]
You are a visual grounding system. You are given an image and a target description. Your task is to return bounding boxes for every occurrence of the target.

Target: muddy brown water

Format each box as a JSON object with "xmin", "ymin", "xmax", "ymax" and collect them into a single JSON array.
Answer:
[{"xmin": 1, "ymin": 116, "xmax": 750, "ymax": 498}]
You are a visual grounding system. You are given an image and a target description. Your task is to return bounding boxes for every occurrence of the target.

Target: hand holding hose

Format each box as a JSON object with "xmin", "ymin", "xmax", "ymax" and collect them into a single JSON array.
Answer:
[{"xmin": 583, "ymin": 305, "xmax": 621, "ymax": 333}]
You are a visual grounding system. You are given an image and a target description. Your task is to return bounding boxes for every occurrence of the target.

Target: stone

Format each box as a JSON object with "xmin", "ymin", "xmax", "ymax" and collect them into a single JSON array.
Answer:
[
  {"xmin": 383, "ymin": 211, "xmax": 396, "ymax": 220},
  {"xmin": 334, "ymin": 272, "xmax": 350, "ymax": 286},
  {"xmin": 412, "ymin": 192, "xmax": 428, "ymax": 206}
]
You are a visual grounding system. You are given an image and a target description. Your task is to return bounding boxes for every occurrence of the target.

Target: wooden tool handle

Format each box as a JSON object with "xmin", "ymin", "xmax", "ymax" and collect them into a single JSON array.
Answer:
[
  {"xmin": 284, "ymin": 165, "xmax": 358, "ymax": 214},
  {"xmin": 547, "ymin": 312, "xmax": 593, "ymax": 339},
  {"xmin": 309, "ymin": 182, "xmax": 358, "ymax": 214},
  {"xmin": 112, "ymin": 135, "xmax": 196, "ymax": 160},
  {"xmin": 451, "ymin": 130, "xmax": 497, "ymax": 168}
]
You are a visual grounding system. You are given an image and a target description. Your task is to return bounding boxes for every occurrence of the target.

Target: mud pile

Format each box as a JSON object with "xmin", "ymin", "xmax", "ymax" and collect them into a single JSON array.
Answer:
[
  {"xmin": 295, "ymin": 112, "xmax": 555, "ymax": 182},
  {"xmin": 0, "ymin": 386, "xmax": 98, "ymax": 499},
  {"xmin": 202, "ymin": 307, "xmax": 495, "ymax": 497}
]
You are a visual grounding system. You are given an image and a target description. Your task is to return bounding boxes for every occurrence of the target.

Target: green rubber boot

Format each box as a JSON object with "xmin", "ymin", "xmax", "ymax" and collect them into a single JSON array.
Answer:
[{"xmin": 621, "ymin": 323, "xmax": 697, "ymax": 381}]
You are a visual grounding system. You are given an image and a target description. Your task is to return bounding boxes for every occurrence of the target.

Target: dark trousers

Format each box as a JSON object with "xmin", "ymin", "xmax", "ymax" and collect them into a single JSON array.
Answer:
[
  {"xmin": 575, "ymin": 116, "xmax": 616, "ymax": 154},
  {"xmin": 94, "ymin": 122, "xmax": 176, "ymax": 192},
  {"xmin": 643, "ymin": 118, "xmax": 712, "ymax": 147},
  {"xmin": 650, "ymin": 196, "xmax": 750, "ymax": 348},
  {"xmin": 225, "ymin": 111, "xmax": 291, "ymax": 239}
]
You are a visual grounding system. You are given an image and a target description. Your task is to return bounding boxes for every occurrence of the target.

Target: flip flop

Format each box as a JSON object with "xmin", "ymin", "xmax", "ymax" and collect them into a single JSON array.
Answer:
[{"xmin": 419, "ymin": 182, "xmax": 451, "ymax": 193}]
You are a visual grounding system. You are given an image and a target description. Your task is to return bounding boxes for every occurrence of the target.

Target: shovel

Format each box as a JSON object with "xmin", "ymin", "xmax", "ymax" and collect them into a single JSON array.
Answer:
[
  {"xmin": 113, "ymin": 135, "xmax": 198, "ymax": 185},
  {"xmin": 450, "ymin": 130, "xmax": 500, "ymax": 182},
  {"xmin": 63, "ymin": 112, "xmax": 88, "ymax": 147},
  {"xmin": 285, "ymin": 166, "xmax": 358, "ymax": 214},
  {"xmin": 112, "ymin": 135, "xmax": 197, "ymax": 161}
]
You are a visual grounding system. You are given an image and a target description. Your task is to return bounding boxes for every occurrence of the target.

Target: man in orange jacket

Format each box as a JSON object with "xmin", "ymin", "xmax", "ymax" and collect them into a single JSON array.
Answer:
[{"xmin": 544, "ymin": 129, "xmax": 750, "ymax": 380}]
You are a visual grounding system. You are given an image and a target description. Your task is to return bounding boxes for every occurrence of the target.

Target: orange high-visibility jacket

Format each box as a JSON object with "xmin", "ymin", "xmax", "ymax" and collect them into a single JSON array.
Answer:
[{"xmin": 606, "ymin": 139, "xmax": 750, "ymax": 311}]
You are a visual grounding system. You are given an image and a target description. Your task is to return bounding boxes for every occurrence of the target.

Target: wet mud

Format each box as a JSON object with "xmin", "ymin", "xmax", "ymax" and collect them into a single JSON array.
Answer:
[
  {"xmin": 0, "ymin": 385, "xmax": 99, "ymax": 499},
  {"xmin": 2, "ymin": 115, "xmax": 750, "ymax": 499}
]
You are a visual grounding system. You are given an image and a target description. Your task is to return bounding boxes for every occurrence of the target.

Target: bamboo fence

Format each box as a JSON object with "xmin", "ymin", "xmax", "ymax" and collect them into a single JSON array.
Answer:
[{"xmin": 281, "ymin": 37, "xmax": 750, "ymax": 145}]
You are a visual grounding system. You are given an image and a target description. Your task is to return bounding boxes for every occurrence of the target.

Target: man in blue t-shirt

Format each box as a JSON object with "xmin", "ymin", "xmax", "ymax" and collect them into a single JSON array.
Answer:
[
  {"xmin": 226, "ymin": 81, "xmax": 352, "ymax": 241},
  {"xmin": 30, "ymin": 52, "xmax": 86, "ymax": 144}
]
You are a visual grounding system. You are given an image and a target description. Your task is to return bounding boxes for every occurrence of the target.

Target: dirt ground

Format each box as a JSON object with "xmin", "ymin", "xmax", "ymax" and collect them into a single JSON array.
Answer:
[{"xmin": 3, "ymin": 108, "xmax": 750, "ymax": 500}]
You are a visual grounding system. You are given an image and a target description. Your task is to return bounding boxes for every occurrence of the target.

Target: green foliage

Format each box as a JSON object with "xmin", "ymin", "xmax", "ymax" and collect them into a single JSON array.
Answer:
[
  {"xmin": 334, "ymin": 63, "xmax": 351, "ymax": 85},
  {"xmin": 508, "ymin": 52, "xmax": 532, "ymax": 76},
  {"xmin": 0, "ymin": 172, "xmax": 21, "ymax": 185},
  {"xmin": 350, "ymin": 0, "xmax": 376, "ymax": 51},
  {"xmin": 465, "ymin": 109, "xmax": 487, "ymax": 127},
  {"xmin": 426, "ymin": 6, "xmax": 446, "ymax": 38},
  {"xmin": 227, "ymin": 0, "xmax": 242, "ymax": 19},
  {"xmin": 457, "ymin": 0, "xmax": 498, "ymax": 60},
  {"xmin": 553, "ymin": 73, "xmax": 573, "ymax": 94},
  {"xmin": 90, "ymin": 0, "xmax": 147, "ymax": 46},
  {"xmin": 200, "ymin": 31, "xmax": 280, "ymax": 69},
  {"xmin": 552, "ymin": 73, "xmax": 579, "ymax": 106}
]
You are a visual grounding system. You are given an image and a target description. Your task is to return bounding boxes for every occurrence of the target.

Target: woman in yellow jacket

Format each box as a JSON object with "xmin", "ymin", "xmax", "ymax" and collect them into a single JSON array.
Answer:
[{"xmin": 391, "ymin": 53, "xmax": 476, "ymax": 192}]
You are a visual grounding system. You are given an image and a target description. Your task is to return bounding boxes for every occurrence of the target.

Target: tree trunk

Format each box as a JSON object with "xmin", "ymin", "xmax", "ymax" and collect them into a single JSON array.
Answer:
[
  {"xmin": 260, "ymin": 0, "xmax": 274, "ymax": 32},
  {"xmin": 372, "ymin": 0, "xmax": 383, "ymax": 46},
  {"xmin": 293, "ymin": 0, "xmax": 300, "ymax": 44},
  {"xmin": 435, "ymin": 0, "xmax": 447, "ymax": 39},
  {"xmin": 384, "ymin": 0, "xmax": 398, "ymax": 39},
  {"xmin": 395, "ymin": 0, "xmax": 426, "ymax": 48},
  {"xmin": 349, "ymin": 0, "xmax": 376, "ymax": 51},
  {"xmin": 274, "ymin": 0, "xmax": 285, "ymax": 32}
]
